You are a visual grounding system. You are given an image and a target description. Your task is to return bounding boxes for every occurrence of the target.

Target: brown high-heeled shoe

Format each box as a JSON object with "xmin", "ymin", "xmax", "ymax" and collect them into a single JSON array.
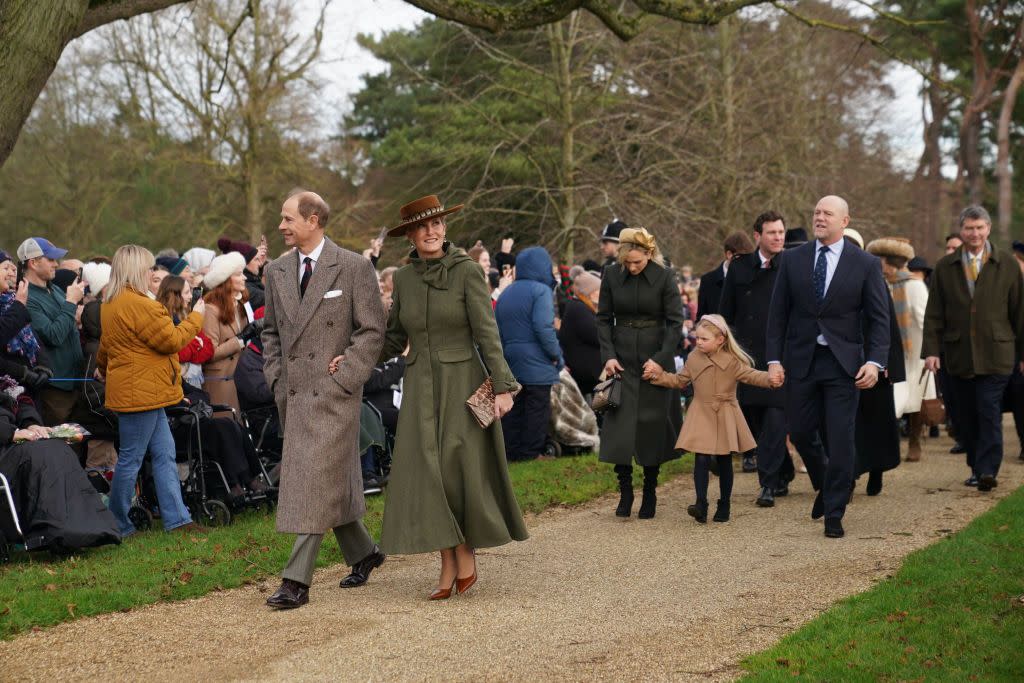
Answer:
[
  {"xmin": 429, "ymin": 579, "xmax": 456, "ymax": 601},
  {"xmin": 455, "ymin": 571, "xmax": 477, "ymax": 595}
]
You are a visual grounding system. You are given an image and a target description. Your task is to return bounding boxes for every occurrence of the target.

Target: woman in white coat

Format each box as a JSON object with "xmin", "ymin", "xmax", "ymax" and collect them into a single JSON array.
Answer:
[{"xmin": 867, "ymin": 237, "xmax": 935, "ymax": 462}]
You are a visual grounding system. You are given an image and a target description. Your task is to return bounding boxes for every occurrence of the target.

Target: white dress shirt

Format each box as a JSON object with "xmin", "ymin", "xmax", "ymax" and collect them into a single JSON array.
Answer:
[{"xmin": 298, "ymin": 237, "xmax": 326, "ymax": 284}]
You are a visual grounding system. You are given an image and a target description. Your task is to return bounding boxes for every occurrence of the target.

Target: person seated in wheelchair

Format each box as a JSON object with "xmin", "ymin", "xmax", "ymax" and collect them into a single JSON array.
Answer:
[
  {"xmin": 0, "ymin": 373, "xmax": 119, "ymax": 554},
  {"xmin": 158, "ymin": 277, "xmax": 269, "ymax": 501},
  {"xmin": 357, "ymin": 357, "xmax": 404, "ymax": 495}
]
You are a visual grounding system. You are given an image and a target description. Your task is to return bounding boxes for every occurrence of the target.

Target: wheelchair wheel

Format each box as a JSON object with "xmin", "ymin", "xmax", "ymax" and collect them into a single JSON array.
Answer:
[
  {"xmin": 543, "ymin": 439, "xmax": 562, "ymax": 458},
  {"xmin": 200, "ymin": 499, "xmax": 232, "ymax": 527},
  {"xmin": 128, "ymin": 505, "xmax": 153, "ymax": 531},
  {"xmin": 0, "ymin": 542, "xmax": 10, "ymax": 563}
]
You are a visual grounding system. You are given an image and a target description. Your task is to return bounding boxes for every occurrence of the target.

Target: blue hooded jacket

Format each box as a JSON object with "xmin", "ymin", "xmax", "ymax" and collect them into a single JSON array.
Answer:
[{"xmin": 495, "ymin": 247, "xmax": 564, "ymax": 385}]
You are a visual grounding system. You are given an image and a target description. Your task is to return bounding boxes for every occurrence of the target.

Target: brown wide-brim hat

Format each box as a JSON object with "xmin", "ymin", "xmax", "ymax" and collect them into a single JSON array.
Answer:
[{"xmin": 388, "ymin": 195, "xmax": 464, "ymax": 237}]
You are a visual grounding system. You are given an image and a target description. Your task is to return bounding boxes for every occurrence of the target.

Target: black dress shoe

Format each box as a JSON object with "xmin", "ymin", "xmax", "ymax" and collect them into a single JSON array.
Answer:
[
  {"xmin": 266, "ymin": 579, "xmax": 309, "ymax": 609},
  {"xmin": 866, "ymin": 470, "xmax": 883, "ymax": 496},
  {"xmin": 929, "ymin": 425, "xmax": 940, "ymax": 438},
  {"xmin": 811, "ymin": 491, "xmax": 824, "ymax": 520},
  {"xmin": 742, "ymin": 455, "xmax": 757, "ymax": 473},
  {"xmin": 774, "ymin": 484, "xmax": 789, "ymax": 497},
  {"xmin": 964, "ymin": 475, "xmax": 979, "ymax": 487},
  {"xmin": 824, "ymin": 517, "xmax": 845, "ymax": 538},
  {"xmin": 950, "ymin": 442, "xmax": 967, "ymax": 454},
  {"xmin": 977, "ymin": 474, "xmax": 997, "ymax": 492},
  {"xmin": 340, "ymin": 545, "xmax": 385, "ymax": 588},
  {"xmin": 756, "ymin": 486, "xmax": 775, "ymax": 507}
]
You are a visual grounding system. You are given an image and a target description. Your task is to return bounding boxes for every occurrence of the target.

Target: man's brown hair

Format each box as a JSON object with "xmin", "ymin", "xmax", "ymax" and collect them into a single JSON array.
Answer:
[
  {"xmin": 288, "ymin": 189, "xmax": 330, "ymax": 229},
  {"xmin": 723, "ymin": 231, "xmax": 754, "ymax": 256}
]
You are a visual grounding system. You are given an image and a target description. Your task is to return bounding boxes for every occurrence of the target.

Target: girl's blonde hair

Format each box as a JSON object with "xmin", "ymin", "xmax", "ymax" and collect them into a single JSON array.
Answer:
[
  {"xmin": 105, "ymin": 245, "xmax": 155, "ymax": 303},
  {"xmin": 696, "ymin": 314, "xmax": 755, "ymax": 367}
]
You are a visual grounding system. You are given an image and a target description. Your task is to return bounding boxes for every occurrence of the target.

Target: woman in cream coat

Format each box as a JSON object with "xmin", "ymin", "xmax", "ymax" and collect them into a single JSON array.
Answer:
[{"xmin": 866, "ymin": 237, "xmax": 935, "ymax": 462}]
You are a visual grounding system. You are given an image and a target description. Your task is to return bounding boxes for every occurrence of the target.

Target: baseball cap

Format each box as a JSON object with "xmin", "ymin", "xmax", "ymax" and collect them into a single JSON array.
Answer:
[{"xmin": 17, "ymin": 237, "xmax": 68, "ymax": 262}]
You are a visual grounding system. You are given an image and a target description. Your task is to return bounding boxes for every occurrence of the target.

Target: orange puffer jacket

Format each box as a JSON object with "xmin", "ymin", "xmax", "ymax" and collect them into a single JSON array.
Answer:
[{"xmin": 97, "ymin": 289, "xmax": 203, "ymax": 413}]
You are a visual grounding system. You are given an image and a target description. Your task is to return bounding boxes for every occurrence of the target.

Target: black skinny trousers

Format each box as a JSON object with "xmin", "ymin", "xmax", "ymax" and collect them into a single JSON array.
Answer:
[{"xmin": 694, "ymin": 454, "xmax": 733, "ymax": 502}]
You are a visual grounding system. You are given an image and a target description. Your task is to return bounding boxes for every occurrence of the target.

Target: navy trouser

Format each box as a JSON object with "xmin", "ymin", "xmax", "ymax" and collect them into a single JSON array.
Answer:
[
  {"xmin": 744, "ymin": 404, "xmax": 795, "ymax": 490},
  {"xmin": 785, "ymin": 346, "xmax": 859, "ymax": 520},
  {"xmin": 501, "ymin": 384, "xmax": 552, "ymax": 461},
  {"xmin": 950, "ymin": 374, "xmax": 1010, "ymax": 478}
]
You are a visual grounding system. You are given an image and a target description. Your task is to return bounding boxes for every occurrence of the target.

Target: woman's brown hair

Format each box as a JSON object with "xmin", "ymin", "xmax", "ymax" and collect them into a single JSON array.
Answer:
[
  {"xmin": 203, "ymin": 279, "xmax": 249, "ymax": 326},
  {"xmin": 156, "ymin": 276, "xmax": 188, "ymax": 320}
]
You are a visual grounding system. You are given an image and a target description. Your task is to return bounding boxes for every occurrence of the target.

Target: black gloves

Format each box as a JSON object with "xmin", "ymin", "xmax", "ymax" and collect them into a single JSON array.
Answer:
[{"xmin": 238, "ymin": 318, "xmax": 266, "ymax": 344}]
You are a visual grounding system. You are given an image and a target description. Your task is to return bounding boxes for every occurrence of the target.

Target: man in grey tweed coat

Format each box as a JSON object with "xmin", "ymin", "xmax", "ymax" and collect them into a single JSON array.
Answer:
[{"xmin": 262, "ymin": 190, "xmax": 387, "ymax": 609}]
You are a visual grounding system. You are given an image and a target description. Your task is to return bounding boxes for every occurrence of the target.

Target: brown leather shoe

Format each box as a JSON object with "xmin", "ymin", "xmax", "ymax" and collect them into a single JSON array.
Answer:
[
  {"xmin": 266, "ymin": 579, "xmax": 309, "ymax": 609},
  {"xmin": 429, "ymin": 579, "xmax": 456, "ymax": 601}
]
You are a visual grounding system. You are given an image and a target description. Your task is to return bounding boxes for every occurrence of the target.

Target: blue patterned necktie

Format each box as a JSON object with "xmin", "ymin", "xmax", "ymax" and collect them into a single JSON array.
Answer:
[{"xmin": 813, "ymin": 245, "xmax": 829, "ymax": 303}]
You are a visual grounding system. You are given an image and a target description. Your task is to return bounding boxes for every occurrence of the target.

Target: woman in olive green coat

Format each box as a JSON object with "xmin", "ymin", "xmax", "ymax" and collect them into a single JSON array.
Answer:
[
  {"xmin": 597, "ymin": 227, "xmax": 685, "ymax": 520},
  {"xmin": 378, "ymin": 195, "xmax": 528, "ymax": 600}
]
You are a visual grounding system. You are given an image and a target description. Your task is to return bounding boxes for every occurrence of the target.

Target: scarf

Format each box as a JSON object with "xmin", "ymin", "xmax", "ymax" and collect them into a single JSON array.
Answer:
[
  {"xmin": 889, "ymin": 270, "xmax": 914, "ymax": 354},
  {"xmin": 0, "ymin": 292, "xmax": 41, "ymax": 364},
  {"xmin": 409, "ymin": 242, "xmax": 474, "ymax": 290},
  {"xmin": 0, "ymin": 374, "xmax": 32, "ymax": 418}
]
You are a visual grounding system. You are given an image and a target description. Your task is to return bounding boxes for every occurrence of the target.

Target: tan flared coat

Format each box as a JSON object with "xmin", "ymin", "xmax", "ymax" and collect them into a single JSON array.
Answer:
[{"xmin": 652, "ymin": 350, "xmax": 772, "ymax": 456}]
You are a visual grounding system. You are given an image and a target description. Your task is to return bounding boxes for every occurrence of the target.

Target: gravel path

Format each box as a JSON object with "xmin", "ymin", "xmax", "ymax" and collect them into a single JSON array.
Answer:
[{"xmin": 2, "ymin": 425, "xmax": 1022, "ymax": 682}]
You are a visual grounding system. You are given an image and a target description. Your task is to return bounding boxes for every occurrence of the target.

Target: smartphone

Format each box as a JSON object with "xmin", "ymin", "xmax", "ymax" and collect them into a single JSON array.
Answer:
[
  {"xmin": 191, "ymin": 286, "xmax": 204, "ymax": 307},
  {"xmin": 377, "ymin": 225, "xmax": 388, "ymax": 243}
]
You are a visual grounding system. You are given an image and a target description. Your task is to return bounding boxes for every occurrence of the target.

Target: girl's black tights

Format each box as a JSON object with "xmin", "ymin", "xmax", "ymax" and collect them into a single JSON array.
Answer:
[{"xmin": 693, "ymin": 454, "xmax": 733, "ymax": 503}]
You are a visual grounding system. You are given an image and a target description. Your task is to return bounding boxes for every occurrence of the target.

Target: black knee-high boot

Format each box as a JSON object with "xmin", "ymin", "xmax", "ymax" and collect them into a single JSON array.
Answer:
[
  {"xmin": 614, "ymin": 464, "xmax": 634, "ymax": 517},
  {"xmin": 638, "ymin": 465, "xmax": 659, "ymax": 519}
]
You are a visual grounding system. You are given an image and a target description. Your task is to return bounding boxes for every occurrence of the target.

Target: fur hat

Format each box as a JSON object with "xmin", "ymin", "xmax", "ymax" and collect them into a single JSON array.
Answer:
[
  {"xmin": 866, "ymin": 237, "xmax": 914, "ymax": 262},
  {"xmin": 203, "ymin": 252, "xmax": 246, "ymax": 290},
  {"xmin": 217, "ymin": 236, "xmax": 258, "ymax": 263},
  {"xmin": 82, "ymin": 262, "xmax": 112, "ymax": 295}
]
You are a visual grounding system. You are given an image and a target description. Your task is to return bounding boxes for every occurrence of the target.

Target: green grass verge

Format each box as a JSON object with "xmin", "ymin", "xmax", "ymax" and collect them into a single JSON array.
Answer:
[
  {"xmin": 0, "ymin": 454, "xmax": 689, "ymax": 639},
  {"xmin": 742, "ymin": 484, "xmax": 1024, "ymax": 681}
]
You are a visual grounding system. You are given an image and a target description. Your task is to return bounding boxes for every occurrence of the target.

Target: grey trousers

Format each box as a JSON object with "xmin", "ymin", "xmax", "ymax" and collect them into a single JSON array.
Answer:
[{"xmin": 281, "ymin": 521, "xmax": 375, "ymax": 587}]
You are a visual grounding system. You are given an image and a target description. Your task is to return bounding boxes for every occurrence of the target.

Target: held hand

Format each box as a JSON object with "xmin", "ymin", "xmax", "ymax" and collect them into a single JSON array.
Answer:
[
  {"xmin": 328, "ymin": 355, "xmax": 345, "ymax": 375},
  {"xmin": 94, "ymin": 367, "xmax": 105, "ymax": 381},
  {"xmin": 604, "ymin": 359, "xmax": 624, "ymax": 377},
  {"xmin": 924, "ymin": 356, "xmax": 940, "ymax": 374},
  {"xmin": 494, "ymin": 392, "xmax": 514, "ymax": 419},
  {"xmin": 641, "ymin": 359, "xmax": 664, "ymax": 381},
  {"xmin": 192, "ymin": 297, "xmax": 206, "ymax": 316},
  {"xmin": 854, "ymin": 363, "xmax": 879, "ymax": 389},
  {"xmin": 768, "ymin": 363, "xmax": 785, "ymax": 388},
  {"xmin": 14, "ymin": 280, "xmax": 28, "ymax": 305}
]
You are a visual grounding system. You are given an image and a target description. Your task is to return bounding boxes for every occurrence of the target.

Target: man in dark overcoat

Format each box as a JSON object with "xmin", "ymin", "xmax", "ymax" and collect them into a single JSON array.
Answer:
[
  {"xmin": 262, "ymin": 190, "xmax": 387, "ymax": 609},
  {"xmin": 695, "ymin": 231, "xmax": 754, "ymax": 319},
  {"xmin": 923, "ymin": 205, "xmax": 1024, "ymax": 492},
  {"xmin": 720, "ymin": 211, "xmax": 800, "ymax": 506}
]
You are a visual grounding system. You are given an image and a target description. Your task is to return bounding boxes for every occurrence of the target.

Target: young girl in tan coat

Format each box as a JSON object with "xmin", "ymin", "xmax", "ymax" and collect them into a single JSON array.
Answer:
[{"xmin": 643, "ymin": 314, "xmax": 775, "ymax": 523}]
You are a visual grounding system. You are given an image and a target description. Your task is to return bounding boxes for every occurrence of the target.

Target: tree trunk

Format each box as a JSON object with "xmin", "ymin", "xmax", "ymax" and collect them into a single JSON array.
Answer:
[
  {"xmin": 549, "ymin": 18, "xmax": 579, "ymax": 263},
  {"xmin": 0, "ymin": 2, "xmax": 88, "ymax": 166},
  {"xmin": 996, "ymin": 60, "xmax": 1024, "ymax": 243}
]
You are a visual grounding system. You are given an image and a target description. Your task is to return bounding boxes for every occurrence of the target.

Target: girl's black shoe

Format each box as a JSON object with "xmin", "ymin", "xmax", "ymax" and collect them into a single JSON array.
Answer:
[
  {"xmin": 712, "ymin": 500, "xmax": 730, "ymax": 522},
  {"xmin": 687, "ymin": 500, "xmax": 708, "ymax": 524}
]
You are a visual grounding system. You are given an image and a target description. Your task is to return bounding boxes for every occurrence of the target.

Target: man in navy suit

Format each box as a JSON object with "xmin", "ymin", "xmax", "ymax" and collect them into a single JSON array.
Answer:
[{"xmin": 766, "ymin": 195, "xmax": 890, "ymax": 538}]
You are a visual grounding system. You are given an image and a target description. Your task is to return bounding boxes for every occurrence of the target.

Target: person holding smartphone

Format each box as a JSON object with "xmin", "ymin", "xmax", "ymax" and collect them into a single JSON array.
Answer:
[{"xmin": 17, "ymin": 237, "xmax": 87, "ymax": 425}]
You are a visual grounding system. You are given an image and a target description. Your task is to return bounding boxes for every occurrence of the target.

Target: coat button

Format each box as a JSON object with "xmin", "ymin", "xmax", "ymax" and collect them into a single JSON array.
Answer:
[
  {"xmin": 289, "ymin": 355, "xmax": 296, "ymax": 362},
  {"xmin": 313, "ymin": 390, "xmax": 318, "ymax": 397},
  {"xmin": 327, "ymin": 321, "xmax": 334, "ymax": 327},
  {"xmin": 288, "ymin": 389, "xmax": 296, "ymax": 396},
  {"xmin": 308, "ymin": 352, "xmax": 315, "ymax": 359}
]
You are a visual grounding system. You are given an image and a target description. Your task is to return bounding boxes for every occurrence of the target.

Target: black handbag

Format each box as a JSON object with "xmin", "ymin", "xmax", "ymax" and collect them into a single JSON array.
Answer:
[{"xmin": 591, "ymin": 375, "xmax": 622, "ymax": 414}]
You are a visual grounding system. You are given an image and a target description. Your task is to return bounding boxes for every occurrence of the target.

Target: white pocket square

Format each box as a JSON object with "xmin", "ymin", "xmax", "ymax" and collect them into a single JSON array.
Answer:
[{"xmin": 323, "ymin": 290, "xmax": 343, "ymax": 299}]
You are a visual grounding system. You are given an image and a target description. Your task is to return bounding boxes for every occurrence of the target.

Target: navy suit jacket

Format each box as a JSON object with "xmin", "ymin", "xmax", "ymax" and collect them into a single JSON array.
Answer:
[{"xmin": 765, "ymin": 240, "xmax": 890, "ymax": 379}]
